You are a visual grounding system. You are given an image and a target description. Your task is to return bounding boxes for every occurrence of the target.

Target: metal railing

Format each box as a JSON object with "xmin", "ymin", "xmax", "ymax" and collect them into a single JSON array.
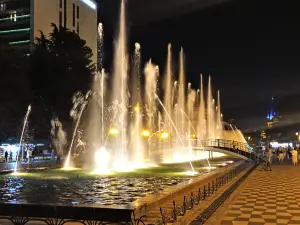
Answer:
[
  {"xmin": 151, "ymin": 139, "xmax": 250, "ymax": 151},
  {"xmin": 150, "ymin": 139, "xmax": 262, "ymax": 162},
  {"xmin": 159, "ymin": 162, "xmax": 252, "ymax": 225}
]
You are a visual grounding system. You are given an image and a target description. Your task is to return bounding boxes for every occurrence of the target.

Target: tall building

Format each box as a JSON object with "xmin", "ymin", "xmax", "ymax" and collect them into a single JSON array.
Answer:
[
  {"xmin": 0, "ymin": 0, "xmax": 97, "ymax": 63},
  {"xmin": 267, "ymin": 97, "xmax": 279, "ymax": 127}
]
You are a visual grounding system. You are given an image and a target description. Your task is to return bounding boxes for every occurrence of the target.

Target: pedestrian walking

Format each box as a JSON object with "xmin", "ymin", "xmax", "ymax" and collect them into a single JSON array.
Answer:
[
  {"xmin": 267, "ymin": 147, "xmax": 272, "ymax": 164},
  {"xmin": 278, "ymin": 148, "xmax": 284, "ymax": 162},
  {"xmin": 4, "ymin": 151, "xmax": 8, "ymax": 163},
  {"xmin": 292, "ymin": 148, "xmax": 298, "ymax": 165}
]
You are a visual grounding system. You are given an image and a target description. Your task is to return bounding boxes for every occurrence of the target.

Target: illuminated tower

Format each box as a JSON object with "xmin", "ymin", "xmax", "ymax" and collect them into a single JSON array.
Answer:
[{"xmin": 267, "ymin": 97, "xmax": 278, "ymax": 127}]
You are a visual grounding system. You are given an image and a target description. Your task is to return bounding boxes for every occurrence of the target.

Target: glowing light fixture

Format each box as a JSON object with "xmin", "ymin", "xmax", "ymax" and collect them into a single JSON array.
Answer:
[
  {"xmin": 109, "ymin": 128, "xmax": 118, "ymax": 135},
  {"xmin": 160, "ymin": 132, "xmax": 169, "ymax": 139},
  {"xmin": 134, "ymin": 103, "xmax": 140, "ymax": 112},
  {"xmin": 141, "ymin": 130, "xmax": 150, "ymax": 137},
  {"xmin": 81, "ymin": 0, "xmax": 96, "ymax": 10}
]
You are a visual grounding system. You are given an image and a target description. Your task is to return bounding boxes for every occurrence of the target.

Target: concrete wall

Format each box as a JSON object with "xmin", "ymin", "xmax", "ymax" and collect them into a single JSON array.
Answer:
[{"xmin": 31, "ymin": 0, "xmax": 59, "ymax": 41}]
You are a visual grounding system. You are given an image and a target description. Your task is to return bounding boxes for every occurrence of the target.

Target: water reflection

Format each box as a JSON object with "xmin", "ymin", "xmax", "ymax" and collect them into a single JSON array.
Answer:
[
  {"xmin": 0, "ymin": 158, "xmax": 239, "ymax": 206},
  {"xmin": 0, "ymin": 176, "xmax": 192, "ymax": 205}
]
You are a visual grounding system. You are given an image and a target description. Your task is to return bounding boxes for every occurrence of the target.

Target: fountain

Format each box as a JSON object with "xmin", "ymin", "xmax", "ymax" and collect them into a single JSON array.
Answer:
[
  {"xmin": 0, "ymin": 0, "xmax": 252, "ymax": 212},
  {"xmin": 42, "ymin": 0, "xmax": 248, "ymax": 177},
  {"xmin": 77, "ymin": 0, "xmax": 238, "ymax": 173}
]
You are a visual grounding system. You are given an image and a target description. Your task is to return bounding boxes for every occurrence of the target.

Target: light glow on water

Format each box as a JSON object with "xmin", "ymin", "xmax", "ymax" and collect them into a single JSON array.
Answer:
[
  {"xmin": 12, "ymin": 172, "xmax": 20, "ymax": 176},
  {"xmin": 60, "ymin": 166, "xmax": 79, "ymax": 171},
  {"xmin": 184, "ymin": 171, "xmax": 199, "ymax": 176},
  {"xmin": 203, "ymin": 166, "xmax": 217, "ymax": 170}
]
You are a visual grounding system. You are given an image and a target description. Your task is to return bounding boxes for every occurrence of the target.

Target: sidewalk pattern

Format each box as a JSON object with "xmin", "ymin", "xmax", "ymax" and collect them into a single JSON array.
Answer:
[{"xmin": 206, "ymin": 162, "xmax": 300, "ymax": 225}]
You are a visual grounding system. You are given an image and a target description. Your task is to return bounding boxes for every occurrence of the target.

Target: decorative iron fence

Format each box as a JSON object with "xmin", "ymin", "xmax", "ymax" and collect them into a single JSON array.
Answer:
[{"xmin": 159, "ymin": 162, "xmax": 253, "ymax": 225}]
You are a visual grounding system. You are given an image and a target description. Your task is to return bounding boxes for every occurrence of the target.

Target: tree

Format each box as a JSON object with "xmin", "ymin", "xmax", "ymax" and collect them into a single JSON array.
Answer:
[{"xmin": 29, "ymin": 24, "xmax": 96, "ymax": 125}]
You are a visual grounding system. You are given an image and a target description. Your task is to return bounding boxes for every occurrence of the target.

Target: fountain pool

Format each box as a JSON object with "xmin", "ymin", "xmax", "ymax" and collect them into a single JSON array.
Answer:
[{"xmin": 0, "ymin": 157, "xmax": 240, "ymax": 206}]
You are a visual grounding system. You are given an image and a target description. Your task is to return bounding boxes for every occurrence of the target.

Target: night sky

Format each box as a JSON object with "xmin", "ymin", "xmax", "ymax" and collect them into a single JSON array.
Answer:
[{"xmin": 97, "ymin": 0, "xmax": 300, "ymax": 130}]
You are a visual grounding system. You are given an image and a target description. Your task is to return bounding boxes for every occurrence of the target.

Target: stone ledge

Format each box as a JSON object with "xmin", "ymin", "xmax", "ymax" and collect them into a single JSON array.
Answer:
[
  {"xmin": 0, "ymin": 203, "xmax": 133, "ymax": 222},
  {"xmin": 134, "ymin": 161, "xmax": 249, "ymax": 216}
]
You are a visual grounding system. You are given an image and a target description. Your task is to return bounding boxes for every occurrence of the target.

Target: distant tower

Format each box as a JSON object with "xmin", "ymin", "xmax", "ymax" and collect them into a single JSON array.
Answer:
[{"xmin": 267, "ymin": 97, "xmax": 278, "ymax": 127}]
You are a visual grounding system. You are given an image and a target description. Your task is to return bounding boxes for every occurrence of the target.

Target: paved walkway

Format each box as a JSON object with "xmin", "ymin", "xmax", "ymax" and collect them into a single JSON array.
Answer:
[{"xmin": 206, "ymin": 161, "xmax": 300, "ymax": 225}]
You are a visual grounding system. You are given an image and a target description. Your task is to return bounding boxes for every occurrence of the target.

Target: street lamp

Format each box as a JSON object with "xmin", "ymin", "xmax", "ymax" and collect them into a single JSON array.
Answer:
[
  {"xmin": 160, "ymin": 132, "xmax": 169, "ymax": 139},
  {"xmin": 109, "ymin": 128, "xmax": 118, "ymax": 136},
  {"xmin": 134, "ymin": 103, "xmax": 140, "ymax": 113},
  {"xmin": 141, "ymin": 130, "xmax": 150, "ymax": 137}
]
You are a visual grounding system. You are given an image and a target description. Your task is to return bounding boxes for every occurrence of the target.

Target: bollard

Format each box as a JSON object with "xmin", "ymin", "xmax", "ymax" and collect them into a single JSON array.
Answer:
[
  {"xmin": 183, "ymin": 196, "xmax": 186, "ymax": 212},
  {"xmin": 198, "ymin": 188, "xmax": 202, "ymax": 203},
  {"xmin": 160, "ymin": 208, "xmax": 166, "ymax": 225},
  {"xmin": 208, "ymin": 183, "xmax": 211, "ymax": 196},
  {"xmin": 203, "ymin": 185, "xmax": 206, "ymax": 200}
]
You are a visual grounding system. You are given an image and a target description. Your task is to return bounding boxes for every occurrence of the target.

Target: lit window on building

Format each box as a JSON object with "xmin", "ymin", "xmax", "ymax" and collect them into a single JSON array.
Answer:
[
  {"xmin": 10, "ymin": 12, "xmax": 17, "ymax": 22},
  {"xmin": 1, "ymin": 3, "xmax": 6, "ymax": 11}
]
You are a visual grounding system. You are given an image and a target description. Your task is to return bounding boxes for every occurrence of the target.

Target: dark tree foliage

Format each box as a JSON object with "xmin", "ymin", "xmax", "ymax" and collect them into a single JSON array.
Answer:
[
  {"xmin": 0, "ymin": 39, "xmax": 31, "ymax": 140},
  {"xmin": 29, "ymin": 24, "xmax": 96, "ymax": 126}
]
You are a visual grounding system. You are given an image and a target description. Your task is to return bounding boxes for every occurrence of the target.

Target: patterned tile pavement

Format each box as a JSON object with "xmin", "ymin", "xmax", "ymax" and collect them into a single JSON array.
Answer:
[{"xmin": 205, "ymin": 161, "xmax": 300, "ymax": 225}]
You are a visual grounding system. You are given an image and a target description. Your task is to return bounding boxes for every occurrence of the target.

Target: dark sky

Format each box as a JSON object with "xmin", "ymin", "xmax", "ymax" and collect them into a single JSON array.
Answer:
[{"xmin": 97, "ymin": 0, "xmax": 300, "ymax": 130}]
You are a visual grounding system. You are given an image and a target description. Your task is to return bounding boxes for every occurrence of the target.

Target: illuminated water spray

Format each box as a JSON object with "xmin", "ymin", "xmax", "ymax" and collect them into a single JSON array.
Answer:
[
  {"xmin": 112, "ymin": 0, "xmax": 128, "ymax": 161},
  {"xmin": 155, "ymin": 95, "xmax": 196, "ymax": 174},
  {"xmin": 97, "ymin": 23, "xmax": 104, "ymax": 70},
  {"xmin": 14, "ymin": 105, "xmax": 31, "ymax": 173},
  {"xmin": 64, "ymin": 92, "xmax": 91, "ymax": 169}
]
